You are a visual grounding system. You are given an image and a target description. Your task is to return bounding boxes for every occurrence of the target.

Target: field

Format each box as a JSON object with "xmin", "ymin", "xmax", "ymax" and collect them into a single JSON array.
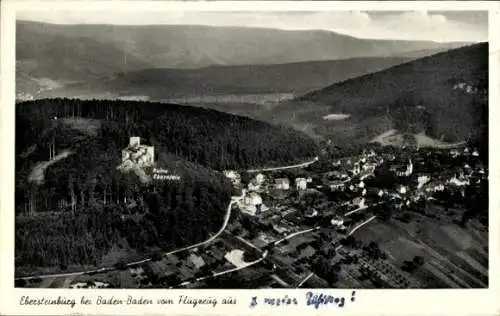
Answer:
[
  {"xmin": 370, "ymin": 130, "xmax": 466, "ymax": 148},
  {"xmin": 350, "ymin": 211, "xmax": 488, "ymax": 288}
]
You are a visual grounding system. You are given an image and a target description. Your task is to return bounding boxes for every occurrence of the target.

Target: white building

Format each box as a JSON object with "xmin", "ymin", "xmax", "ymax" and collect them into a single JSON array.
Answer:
[
  {"xmin": 417, "ymin": 175, "xmax": 431, "ymax": 189},
  {"xmin": 398, "ymin": 186, "xmax": 408, "ymax": 195},
  {"xmin": 255, "ymin": 173, "xmax": 266, "ymax": 185},
  {"xmin": 352, "ymin": 164, "xmax": 361, "ymax": 175},
  {"xmin": 358, "ymin": 181, "xmax": 365, "ymax": 189},
  {"xmin": 305, "ymin": 209, "xmax": 318, "ymax": 218},
  {"xmin": 352, "ymin": 197, "xmax": 366, "ymax": 208},
  {"xmin": 275, "ymin": 178, "xmax": 290, "ymax": 190},
  {"xmin": 331, "ymin": 218, "xmax": 344, "ymax": 227},
  {"xmin": 247, "ymin": 180, "xmax": 261, "ymax": 192},
  {"xmin": 224, "ymin": 170, "xmax": 241, "ymax": 185},
  {"xmin": 241, "ymin": 192, "xmax": 266, "ymax": 216},
  {"xmin": 450, "ymin": 150, "xmax": 460, "ymax": 158},
  {"xmin": 396, "ymin": 159, "xmax": 413, "ymax": 177},
  {"xmin": 426, "ymin": 184, "xmax": 445, "ymax": 192},
  {"xmin": 295, "ymin": 178, "xmax": 307, "ymax": 190},
  {"xmin": 448, "ymin": 177, "xmax": 469, "ymax": 187}
]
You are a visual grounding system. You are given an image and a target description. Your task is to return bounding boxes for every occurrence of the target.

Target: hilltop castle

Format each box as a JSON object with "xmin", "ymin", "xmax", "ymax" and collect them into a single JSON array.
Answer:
[{"xmin": 121, "ymin": 137, "xmax": 155, "ymax": 168}]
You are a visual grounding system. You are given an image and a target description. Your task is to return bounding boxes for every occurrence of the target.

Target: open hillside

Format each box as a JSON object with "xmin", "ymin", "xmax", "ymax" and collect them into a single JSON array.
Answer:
[
  {"xmin": 267, "ymin": 43, "xmax": 488, "ymax": 151},
  {"xmin": 15, "ymin": 98, "xmax": 318, "ymax": 275},
  {"xmin": 16, "ymin": 20, "xmax": 469, "ymax": 98}
]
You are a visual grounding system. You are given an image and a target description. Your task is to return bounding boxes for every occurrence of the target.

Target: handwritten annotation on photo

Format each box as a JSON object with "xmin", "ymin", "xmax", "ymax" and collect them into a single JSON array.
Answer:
[{"xmin": 249, "ymin": 291, "xmax": 356, "ymax": 309}]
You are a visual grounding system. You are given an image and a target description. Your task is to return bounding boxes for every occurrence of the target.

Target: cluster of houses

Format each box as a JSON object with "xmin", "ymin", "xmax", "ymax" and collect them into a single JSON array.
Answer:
[
  {"xmin": 223, "ymin": 169, "xmax": 312, "ymax": 217},
  {"xmin": 452, "ymin": 82, "xmax": 487, "ymax": 96}
]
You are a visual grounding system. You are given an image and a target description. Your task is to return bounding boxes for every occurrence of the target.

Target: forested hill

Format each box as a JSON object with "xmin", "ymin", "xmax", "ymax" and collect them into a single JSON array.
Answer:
[
  {"xmin": 15, "ymin": 98, "xmax": 318, "ymax": 276},
  {"xmin": 17, "ymin": 98, "xmax": 319, "ymax": 170},
  {"xmin": 267, "ymin": 42, "xmax": 488, "ymax": 147}
]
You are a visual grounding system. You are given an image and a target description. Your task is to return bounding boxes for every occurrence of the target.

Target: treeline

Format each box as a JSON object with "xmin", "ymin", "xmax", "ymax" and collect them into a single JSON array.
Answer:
[
  {"xmin": 386, "ymin": 87, "xmax": 488, "ymax": 144},
  {"xmin": 16, "ymin": 110, "xmax": 238, "ymax": 270},
  {"xmin": 17, "ymin": 98, "xmax": 319, "ymax": 171},
  {"xmin": 15, "ymin": 170, "xmax": 232, "ymax": 271}
]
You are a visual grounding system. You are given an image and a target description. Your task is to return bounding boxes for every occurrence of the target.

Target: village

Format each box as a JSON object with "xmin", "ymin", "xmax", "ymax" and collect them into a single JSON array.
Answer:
[{"xmin": 25, "ymin": 143, "xmax": 485, "ymax": 290}]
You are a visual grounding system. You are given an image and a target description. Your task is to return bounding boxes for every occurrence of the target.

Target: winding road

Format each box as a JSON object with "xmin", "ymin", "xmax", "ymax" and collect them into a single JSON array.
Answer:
[
  {"xmin": 335, "ymin": 215, "xmax": 378, "ymax": 251},
  {"xmin": 16, "ymin": 157, "xmax": 319, "ymax": 282},
  {"xmin": 16, "ymin": 193, "xmax": 245, "ymax": 281},
  {"xmin": 296, "ymin": 272, "xmax": 315, "ymax": 288},
  {"xmin": 176, "ymin": 226, "xmax": 322, "ymax": 287},
  {"xmin": 246, "ymin": 156, "xmax": 319, "ymax": 173}
]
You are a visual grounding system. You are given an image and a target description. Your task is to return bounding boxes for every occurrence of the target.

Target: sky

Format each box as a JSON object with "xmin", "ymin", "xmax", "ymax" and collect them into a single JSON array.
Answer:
[{"xmin": 17, "ymin": 10, "xmax": 488, "ymax": 42}]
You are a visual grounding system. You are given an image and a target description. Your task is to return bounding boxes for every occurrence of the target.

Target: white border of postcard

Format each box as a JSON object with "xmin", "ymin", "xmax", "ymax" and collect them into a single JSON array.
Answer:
[{"xmin": 1, "ymin": 1, "xmax": 500, "ymax": 315}]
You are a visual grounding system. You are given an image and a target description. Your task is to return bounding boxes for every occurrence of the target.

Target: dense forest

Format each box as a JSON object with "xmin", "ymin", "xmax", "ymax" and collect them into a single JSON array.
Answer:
[
  {"xmin": 16, "ymin": 98, "xmax": 319, "ymax": 170},
  {"xmin": 16, "ymin": 176, "xmax": 231, "ymax": 272},
  {"xmin": 16, "ymin": 98, "xmax": 318, "ymax": 274}
]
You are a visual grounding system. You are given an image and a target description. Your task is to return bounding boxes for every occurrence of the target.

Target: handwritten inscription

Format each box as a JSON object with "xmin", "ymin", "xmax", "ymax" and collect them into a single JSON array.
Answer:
[
  {"xmin": 305, "ymin": 291, "xmax": 356, "ymax": 309},
  {"xmin": 249, "ymin": 295, "xmax": 298, "ymax": 308}
]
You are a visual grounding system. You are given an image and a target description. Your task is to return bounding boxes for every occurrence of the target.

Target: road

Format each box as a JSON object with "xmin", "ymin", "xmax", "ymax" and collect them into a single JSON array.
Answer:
[
  {"xmin": 296, "ymin": 272, "xmax": 314, "ymax": 288},
  {"xmin": 177, "ymin": 199, "xmax": 378, "ymax": 287},
  {"xmin": 176, "ymin": 226, "xmax": 321, "ymax": 287},
  {"xmin": 178, "ymin": 250, "xmax": 269, "ymax": 287},
  {"xmin": 236, "ymin": 236, "xmax": 262, "ymax": 251},
  {"xmin": 344, "ymin": 202, "xmax": 382, "ymax": 217},
  {"xmin": 349, "ymin": 215, "xmax": 377, "ymax": 235},
  {"xmin": 335, "ymin": 215, "xmax": 377, "ymax": 251},
  {"xmin": 344, "ymin": 205, "xmax": 368, "ymax": 217},
  {"xmin": 274, "ymin": 226, "xmax": 321, "ymax": 246},
  {"xmin": 246, "ymin": 156, "xmax": 319, "ymax": 173},
  {"xmin": 16, "ymin": 155, "xmax": 319, "ymax": 281},
  {"xmin": 175, "ymin": 203, "xmax": 377, "ymax": 288},
  {"xmin": 16, "ymin": 193, "xmax": 246, "ymax": 281},
  {"xmin": 17, "ymin": 157, "xmax": 320, "ymax": 282}
]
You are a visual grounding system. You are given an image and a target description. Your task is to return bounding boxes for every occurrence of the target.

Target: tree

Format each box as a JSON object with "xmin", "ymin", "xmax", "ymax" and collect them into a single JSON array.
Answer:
[
  {"xmin": 151, "ymin": 251, "xmax": 163, "ymax": 262},
  {"xmin": 340, "ymin": 236, "xmax": 356, "ymax": 247},
  {"xmin": 114, "ymin": 261, "xmax": 128, "ymax": 270},
  {"xmin": 15, "ymin": 279, "xmax": 26, "ymax": 287},
  {"xmin": 412, "ymin": 255, "xmax": 425, "ymax": 267},
  {"xmin": 243, "ymin": 249, "xmax": 261, "ymax": 262}
]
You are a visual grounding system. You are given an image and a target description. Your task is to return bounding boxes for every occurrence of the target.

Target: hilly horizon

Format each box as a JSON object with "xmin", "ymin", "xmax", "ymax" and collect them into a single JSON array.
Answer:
[
  {"xmin": 266, "ymin": 42, "xmax": 488, "ymax": 149},
  {"xmin": 34, "ymin": 56, "xmax": 415, "ymax": 101},
  {"xmin": 16, "ymin": 20, "xmax": 470, "ymax": 98}
]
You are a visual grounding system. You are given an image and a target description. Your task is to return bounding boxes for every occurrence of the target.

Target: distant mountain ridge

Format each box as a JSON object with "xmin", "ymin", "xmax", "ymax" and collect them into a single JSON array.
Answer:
[
  {"xmin": 36, "ymin": 57, "xmax": 415, "ymax": 100},
  {"xmin": 16, "ymin": 20, "xmax": 470, "ymax": 96},
  {"xmin": 17, "ymin": 21, "xmax": 470, "ymax": 69}
]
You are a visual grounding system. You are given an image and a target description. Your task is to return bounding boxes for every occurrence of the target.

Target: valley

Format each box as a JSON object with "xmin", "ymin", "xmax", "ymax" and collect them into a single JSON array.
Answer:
[{"xmin": 12, "ymin": 13, "xmax": 489, "ymax": 291}]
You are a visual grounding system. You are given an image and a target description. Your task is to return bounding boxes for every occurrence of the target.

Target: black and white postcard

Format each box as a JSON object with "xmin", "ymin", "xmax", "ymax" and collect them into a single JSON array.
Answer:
[{"xmin": 1, "ymin": 1, "xmax": 498, "ymax": 315}]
